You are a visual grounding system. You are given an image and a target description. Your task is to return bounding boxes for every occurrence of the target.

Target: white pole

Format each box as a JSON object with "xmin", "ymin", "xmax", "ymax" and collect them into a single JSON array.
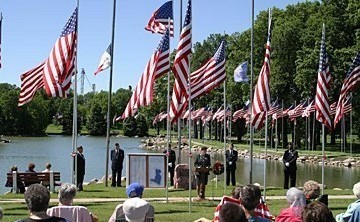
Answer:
[
  {"xmin": 321, "ymin": 124, "xmax": 325, "ymax": 195},
  {"xmin": 223, "ymin": 82, "xmax": 227, "ymax": 194},
  {"xmin": 350, "ymin": 93, "xmax": 353, "ymax": 156},
  {"xmin": 263, "ymin": 114, "xmax": 268, "ymax": 200},
  {"xmin": 249, "ymin": 0, "xmax": 254, "ymax": 184}
]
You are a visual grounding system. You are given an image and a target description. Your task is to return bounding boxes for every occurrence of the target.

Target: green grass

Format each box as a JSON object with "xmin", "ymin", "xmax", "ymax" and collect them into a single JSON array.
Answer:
[{"xmin": 0, "ymin": 183, "xmax": 355, "ymax": 221}]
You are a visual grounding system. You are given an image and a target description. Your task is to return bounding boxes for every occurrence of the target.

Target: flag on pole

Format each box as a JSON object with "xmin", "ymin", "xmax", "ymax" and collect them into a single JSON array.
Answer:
[
  {"xmin": 190, "ymin": 40, "xmax": 226, "ymax": 99},
  {"xmin": 251, "ymin": 11, "xmax": 272, "ymax": 130},
  {"xmin": 0, "ymin": 13, "xmax": 3, "ymax": 69},
  {"xmin": 314, "ymin": 24, "xmax": 332, "ymax": 131},
  {"xmin": 334, "ymin": 51, "xmax": 360, "ymax": 127},
  {"xmin": 302, "ymin": 100, "xmax": 315, "ymax": 117},
  {"xmin": 94, "ymin": 44, "xmax": 111, "ymax": 75},
  {"xmin": 120, "ymin": 28, "xmax": 170, "ymax": 120},
  {"xmin": 18, "ymin": 62, "xmax": 46, "ymax": 106},
  {"xmin": 43, "ymin": 8, "xmax": 77, "ymax": 97},
  {"xmin": 169, "ymin": 0, "xmax": 191, "ymax": 123},
  {"xmin": 234, "ymin": 61, "xmax": 248, "ymax": 82},
  {"xmin": 145, "ymin": 1, "xmax": 174, "ymax": 37}
]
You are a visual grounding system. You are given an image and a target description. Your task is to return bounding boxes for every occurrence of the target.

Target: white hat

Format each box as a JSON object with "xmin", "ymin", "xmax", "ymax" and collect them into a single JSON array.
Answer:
[{"xmin": 123, "ymin": 197, "xmax": 150, "ymax": 222}]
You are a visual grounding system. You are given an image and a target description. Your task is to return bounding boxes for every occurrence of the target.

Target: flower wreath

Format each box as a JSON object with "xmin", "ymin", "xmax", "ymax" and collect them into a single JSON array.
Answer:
[{"xmin": 213, "ymin": 160, "xmax": 224, "ymax": 175}]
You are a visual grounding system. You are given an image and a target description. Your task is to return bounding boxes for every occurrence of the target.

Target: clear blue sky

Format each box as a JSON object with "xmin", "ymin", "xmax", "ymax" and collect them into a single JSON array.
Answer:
[{"xmin": 0, "ymin": 0, "xmax": 306, "ymax": 93}]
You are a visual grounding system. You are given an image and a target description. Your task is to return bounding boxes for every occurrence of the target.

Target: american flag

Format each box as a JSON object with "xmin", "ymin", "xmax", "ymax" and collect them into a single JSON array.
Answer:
[
  {"xmin": 0, "ymin": 13, "xmax": 2, "ymax": 69},
  {"xmin": 302, "ymin": 100, "xmax": 315, "ymax": 117},
  {"xmin": 120, "ymin": 28, "xmax": 170, "ymax": 120},
  {"xmin": 251, "ymin": 13, "xmax": 271, "ymax": 130},
  {"xmin": 152, "ymin": 111, "xmax": 165, "ymax": 125},
  {"xmin": 329, "ymin": 101, "xmax": 337, "ymax": 116},
  {"xmin": 314, "ymin": 24, "xmax": 332, "ymax": 131},
  {"xmin": 145, "ymin": 1, "xmax": 174, "ymax": 37},
  {"xmin": 334, "ymin": 51, "xmax": 360, "ymax": 127},
  {"xmin": 94, "ymin": 44, "xmax": 111, "ymax": 75},
  {"xmin": 267, "ymin": 100, "xmax": 280, "ymax": 116},
  {"xmin": 190, "ymin": 40, "xmax": 226, "ymax": 99},
  {"xmin": 18, "ymin": 62, "xmax": 46, "ymax": 106},
  {"xmin": 43, "ymin": 8, "xmax": 77, "ymax": 97},
  {"xmin": 169, "ymin": 0, "xmax": 191, "ymax": 123},
  {"xmin": 288, "ymin": 101, "xmax": 308, "ymax": 120}
]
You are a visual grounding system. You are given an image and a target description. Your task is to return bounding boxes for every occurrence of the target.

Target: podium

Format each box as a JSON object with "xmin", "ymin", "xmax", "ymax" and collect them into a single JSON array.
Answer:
[{"xmin": 195, "ymin": 167, "xmax": 212, "ymax": 173}]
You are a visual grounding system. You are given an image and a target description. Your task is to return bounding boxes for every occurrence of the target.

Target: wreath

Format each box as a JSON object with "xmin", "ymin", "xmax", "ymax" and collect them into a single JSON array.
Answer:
[{"xmin": 213, "ymin": 160, "xmax": 224, "ymax": 175}]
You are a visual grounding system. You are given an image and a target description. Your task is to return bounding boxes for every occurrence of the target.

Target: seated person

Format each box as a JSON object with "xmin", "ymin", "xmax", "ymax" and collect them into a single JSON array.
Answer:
[
  {"xmin": 5, "ymin": 165, "xmax": 25, "ymax": 193},
  {"xmin": 24, "ymin": 162, "xmax": 39, "ymax": 187},
  {"xmin": 303, "ymin": 180, "xmax": 328, "ymax": 206},
  {"xmin": 348, "ymin": 205, "xmax": 360, "ymax": 222},
  {"xmin": 302, "ymin": 201, "xmax": 335, "ymax": 222},
  {"xmin": 240, "ymin": 184, "xmax": 271, "ymax": 222},
  {"xmin": 219, "ymin": 202, "xmax": 247, "ymax": 222},
  {"xmin": 276, "ymin": 187, "xmax": 306, "ymax": 222},
  {"xmin": 47, "ymin": 183, "xmax": 98, "ymax": 222},
  {"xmin": 336, "ymin": 181, "xmax": 360, "ymax": 222},
  {"xmin": 41, "ymin": 163, "xmax": 52, "ymax": 187},
  {"xmin": 108, "ymin": 182, "xmax": 154, "ymax": 222},
  {"xmin": 16, "ymin": 184, "xmax": 67, "ymax": 222}
]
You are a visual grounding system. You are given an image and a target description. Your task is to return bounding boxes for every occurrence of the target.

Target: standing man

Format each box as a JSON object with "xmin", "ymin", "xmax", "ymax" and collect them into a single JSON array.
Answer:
[
  {"xmin": 111, "ymin": 143, "xmax": 124, "ymax": 187},
  {"xmin": 283, "ymin": 142, "xmax": 298, "ymax": 189},
  {"xmin": 74, "ymin": 146, "xmax": 85, "ymax": 191},
  {"xmin": 225, "ymin": 143, "xmax": 238, "ymax": 186},
  {"xmin": 163, "ymin": 144, "xmax": 176, "ymax": 186},
  {"xmin": 194, "ymin": 147, "xmax": 211, "ymax": 200}
]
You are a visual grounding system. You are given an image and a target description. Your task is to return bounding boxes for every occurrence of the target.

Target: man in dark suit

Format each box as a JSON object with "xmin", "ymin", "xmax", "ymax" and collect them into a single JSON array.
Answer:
[
  {"xmin": 283, "ymin": 142, "xmax": 298, "ymax": 189},
  {"xmin": 74, "ymin": 146, "xmax": 85, "ymax": 191},
  {"xmin": 226, "ymin": 143, "xmax": 238, "ymax": 186},
  {"xmin": 111, "ymin": 143, "xmax": 124, "ymax": 187},
  {"xmin": 163, "ymin": 144, "xmax": 176, "ymax": 186}
]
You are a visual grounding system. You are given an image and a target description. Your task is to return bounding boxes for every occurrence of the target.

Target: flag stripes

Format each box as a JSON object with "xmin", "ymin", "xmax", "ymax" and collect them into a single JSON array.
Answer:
[
  {"xmin": 145, "ymin": 1, "xmax": 174, "ymax": 37},
  {"xmin": 314, "ymin": 24, "xmax": 332, "ymax": 130}
]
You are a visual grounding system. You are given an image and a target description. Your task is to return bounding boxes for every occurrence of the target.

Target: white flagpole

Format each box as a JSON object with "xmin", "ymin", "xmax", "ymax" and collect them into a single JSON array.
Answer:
[
  {"xmin": 165, "ymin": 18, "xmax": 171, "ymax": 203},
  {"xmin": 104, "ymin": 0, "xmax": 117, "ymax": 187},
  {"xmin": 264, "ymin": 113, "xmax": 268, "ymax": 200},
  {"xmin": 350, "ymin": 93, "xmax": 353, "ymax": 156},
  {"xmin": 177, "ymin": 0, "xmax": 183, "ymax": 166},
  {"xmin": 321, "ymin": 124, "xmax": 325, "ymax": 195},
  {"xmin": 188, "ymin": 0, "xmax": 192, "ymax": 212},
  {"xmin": 223, "ymin": 82, "xmax": 227, "ymax": 194},
  {"xmin": 72, "ymin": 0, "xmax": 80, "ymax": 186},
  {"xmin": 249, "ymin": 0, "xmax": 255, "ymax": 185}
]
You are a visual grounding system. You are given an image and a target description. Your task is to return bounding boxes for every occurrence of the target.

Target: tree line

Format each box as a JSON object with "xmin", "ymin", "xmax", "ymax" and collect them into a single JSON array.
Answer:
[{"xmin": 0, "ymin": 0, "xmax": 359, "ymax": 150}]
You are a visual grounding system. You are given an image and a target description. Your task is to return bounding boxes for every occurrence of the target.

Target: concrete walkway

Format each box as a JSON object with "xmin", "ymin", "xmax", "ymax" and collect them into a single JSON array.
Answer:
[{"xmin": 0, "ymin": 195, "xmax": 355, "ymax": 204}]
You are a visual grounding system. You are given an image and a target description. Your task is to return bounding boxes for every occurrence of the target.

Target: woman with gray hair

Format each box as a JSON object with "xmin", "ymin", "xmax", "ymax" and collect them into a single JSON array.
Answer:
[
  {"xmin": 47, "ymin": 183, "xmax": 98, "ymax": 222},
  {"xmin": 336, "ymin": 181, "xmax": 360, "ymax": 222},
  {"xmin": 276, "ymin": 187, "xmax": 306, "ymax": 222}
]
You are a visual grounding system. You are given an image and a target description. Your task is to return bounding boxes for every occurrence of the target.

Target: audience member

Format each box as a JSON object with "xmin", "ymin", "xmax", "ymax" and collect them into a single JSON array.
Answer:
[
  {"xmin": 302, "ymin": 201, "xmax": 335, "ymax": 222},
  {"xmin": 240, "ymin": 184, "xmax": 271, "ymax": 222},
  {"xmin": 5, "ymin": 165, "xmax": 25, "ymax": 193},
  {"xmin": 108, "ymin": 182, "xmax": 154, "ymax": 222},
  {"xmin": 219, "ymin": 202, "xmax": 247, "ymax": 222},
  {"xmin": 213, "ymin": 187, "xmax": 242, "ymax": 222},
  {"xmin": 348, "ymin": 206, "xmax": 360, "ymax": 222},
  {"xmin": 336, "ymin": 181, "xmax": 360, "ymax": 222},
  {"xmin": 16, "ymin": 184, "xmax": 67, "ymax": 222},
  {"xmin": 41, "ymin": 163, "xmax": 52, "ymax": 187},
  {"xmin": 47, "ymin": 183, "xmax": 98, "ymax": 222},
  {"xmin": 303, "ymin": 180, "xmax": 328, "ymax": 205},
  {"xmin": 276, "ymin": 187, "xmax": 306, "ymax": 222},
  {"xmin": 0, "ymin": 206, "xmax": 3, "ymax": 220},
  {"xmin": 26, "ymin": 163, "xmax": 36, "ymax": 173}
]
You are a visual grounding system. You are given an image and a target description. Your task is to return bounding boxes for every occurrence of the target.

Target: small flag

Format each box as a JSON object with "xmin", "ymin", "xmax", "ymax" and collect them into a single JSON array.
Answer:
[
  {"xmin": 94, "ymin": 44, "xmax": 111, "ymax": 75},
  {"xmin": 234, "ymin": 61, "xmax": 248, "ymax": 82},
  {"xmin": 145, "ymin": 1, "xmax": 174, "ymax": 36}
]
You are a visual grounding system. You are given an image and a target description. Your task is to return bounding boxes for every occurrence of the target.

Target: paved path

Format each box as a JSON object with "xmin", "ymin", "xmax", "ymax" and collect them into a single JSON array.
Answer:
[{"xmin": 0, "ymin": 195, "xmax": 355, "ymax": 204}]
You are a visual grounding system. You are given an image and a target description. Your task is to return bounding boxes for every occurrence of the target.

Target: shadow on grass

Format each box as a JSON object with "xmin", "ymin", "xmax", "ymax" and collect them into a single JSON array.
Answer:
[{"xmin": 156, "ymin": 209, "xmax": 190, "ymax": 214}]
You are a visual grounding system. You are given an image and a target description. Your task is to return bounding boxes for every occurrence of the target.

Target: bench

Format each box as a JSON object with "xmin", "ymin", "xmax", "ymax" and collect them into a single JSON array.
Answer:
[{"xmin": 6, "ymin": 171, "xmax": 61, "ymax": 193}]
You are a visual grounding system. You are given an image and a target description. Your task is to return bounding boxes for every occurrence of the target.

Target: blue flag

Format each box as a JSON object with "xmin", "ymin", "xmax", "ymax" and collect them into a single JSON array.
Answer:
[{"xmin": 234, "ymin": 61, "xmax": 248, "ymax": 82}]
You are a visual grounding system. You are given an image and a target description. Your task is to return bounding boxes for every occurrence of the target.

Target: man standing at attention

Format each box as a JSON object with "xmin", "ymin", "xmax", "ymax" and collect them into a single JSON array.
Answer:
[
  {"xmin": 73, "ymin": 146, "xmax": 85, "ymax": 191},
  {"xmin": 225, "ymin": 143, "xmax": 238, "ymax": 186},
  {"xmin": 111, "ymin": 143, "xmax": 124, "ymax": 187},
  {"xmin": 194, "ymin": 147, "xmax": 211, "ymax": 200},
  {"xmin": 163, "ymin": 144, "xmax": 176, "ymax": 186},
  {"xmin": 283, "ymin": 142, "xmax": 298, "ymax": 189}
]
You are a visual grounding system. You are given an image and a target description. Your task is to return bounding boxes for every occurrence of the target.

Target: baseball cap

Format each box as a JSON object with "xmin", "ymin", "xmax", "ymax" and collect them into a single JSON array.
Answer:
[
  {"xmin": 126, "ymin": 183, "xmax": 144, "ymax": 198},
  {"xmin": 123, "ymin": 197, "xmax": 149, "ymax": 222}
]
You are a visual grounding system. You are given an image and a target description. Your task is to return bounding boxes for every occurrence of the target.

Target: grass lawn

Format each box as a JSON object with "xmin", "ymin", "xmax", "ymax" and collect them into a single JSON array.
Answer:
[{"xmin": 0, "ymin": 183, "xmax": 355, "ymax": 222}]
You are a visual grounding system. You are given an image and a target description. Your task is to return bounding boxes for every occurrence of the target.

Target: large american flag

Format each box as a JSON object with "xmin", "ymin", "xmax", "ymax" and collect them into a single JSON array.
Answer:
[
  {"xmin": 0, "ymin": 13, "xmax": 2, "ymax": 69},
  {"xmin": 18, "ymin": 62, "xmax": 45, "ymax": 106},
  {"xmin": 120, "ymin": 28, "xmax": 170, "ymax": 120},
  {"xmin": 169, "ymin": 0, "xmax": 191, "ymax": 122},
  {"xmin": 334, "ymin": 51, "xmax": 360, "ymax": 127},
  {"xmin": 314, "ymin": 24, "xmax": 332, "ymax": 131},
  {"xmin": 190, "ymin": 40, "xmax": 226, "ymax": 99},
  {"xmin": 43, "ymin": 8, "xmax": 77, "ymax": 97},
  {"xmin": 251, "ymin": 17, "xmax": 271, "ymax": 130},
  {"xmin": 145, "ymin": 1, "xmax": 174, "ymax": 37}
]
